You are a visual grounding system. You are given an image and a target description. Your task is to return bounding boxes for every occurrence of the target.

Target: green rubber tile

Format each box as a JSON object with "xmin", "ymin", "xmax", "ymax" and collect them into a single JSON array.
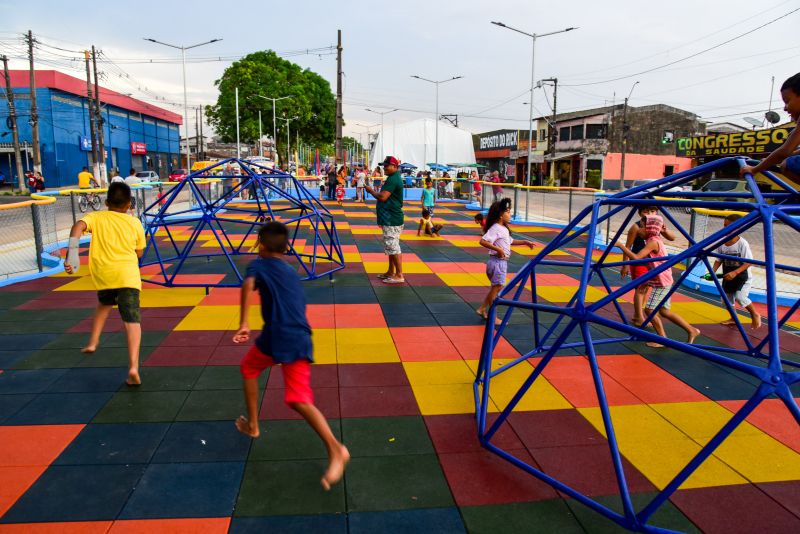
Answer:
[
  {"xmin": 419, "ymin": 293, "xmax": 465, "ymax": 304},
  {"xmin": 0, "ymin": 308, "xmax": 93, "ymax": 323},
  {"xmin": 13, "ymin": 349, "xmax": 86, "ymax": 370},
  {"xmin": 235, "ymin": 459, "xmax": 345, "ymax": 516},
  {"xmin": 77, "ymin": 346, "xmax": 156, "ymax": 368},
  {"xmin": 93, "ymin": 390, "xmax": 189, "ymax": 423},
  {"xmin": 565, "ymin": 493, "xmax": 701, "ymax": 534},
  {"xmin": 346, "ymin": 454, "xmax": 454, "ymax": 512},
  {"xmin": 0, "ymin": 291, "xmax": 41, "ymax": 309},
  {"xmin": 194, "ymin": 366, "xmax": 267, "ymax": 390},
  {"xmin": 2, "ymin": 319, "xmax": 86, "ymax": 334},
  {"xmin": 133, "ymin": 366, "xmax": 203, "ymax": 391},
  {"xmin": 460, "ymin": 500, "xmax": 583, "ymax": 534},
  {"xmin": 249, "ymin": 419, "xmax": 342, "ymax": 461},
  {"xmin": 41, "ymin": 331, "xmax": 166, "ymax": 350},
  {"xmin": 341, "ymin": 416, "xmax": 434, "ymax": 457},
  {"xmin": 175, "ymin": 389, "xmax": 243, "ymax": 421}
]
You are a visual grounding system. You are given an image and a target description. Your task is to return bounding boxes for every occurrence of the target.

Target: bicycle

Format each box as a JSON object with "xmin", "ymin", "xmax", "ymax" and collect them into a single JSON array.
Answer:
[{"xmin": 77, "ymin": 180, "xmax": 103, "ymax": 213}]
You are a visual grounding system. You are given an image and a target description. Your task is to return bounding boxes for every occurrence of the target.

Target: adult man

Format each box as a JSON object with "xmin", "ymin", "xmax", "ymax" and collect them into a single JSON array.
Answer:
[
  {"xmin": 365, "ymin": 156, "xmax": 404, "ymax": 284},
  {"xmin": 78, "ymin": 167, "xmax": 95, "ymax": 189},
  {"xmin": 123, "ymin": 168, "xmax": 141, "ymax": 186}
]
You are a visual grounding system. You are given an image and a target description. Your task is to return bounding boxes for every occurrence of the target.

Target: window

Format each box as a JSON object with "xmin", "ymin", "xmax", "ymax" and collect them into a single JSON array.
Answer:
[
  {"xmin": 586, "ymin": 124, "xmax": 607, "ymax": 139},
  {"xmin": 539, "ymin": 129, "xmax": 547, "ymax": 142},
  {"xmin": 664, "ymin": 165, "xmax": 675, "ymax": 176},
  {"xmin": 559, "ymin": 127, "xmax": 570, "ymax": 141},
  {"xmin": 570, "ymin": 125, "xmax": 584, "ymax": 140}
]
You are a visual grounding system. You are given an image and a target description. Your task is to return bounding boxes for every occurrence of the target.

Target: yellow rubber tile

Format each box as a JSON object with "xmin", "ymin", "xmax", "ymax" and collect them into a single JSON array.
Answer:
[
  {"xmin": 312, "ymin": 329, "xmax": 336, "ymax": 364},
  {"xmin": 174, "ymin": 305, "xmax": 239, "ymax": 330},
  {"xmin": 465, "ymin": 359, "xmax": 572, "ymax": 412},
  {"xmin": 534, "ymin": 285, "xmax": 611, "ymax": 304},
  {"xmin": 53, "ymin": 276, "xmax": 101, "ymax": 291},
  {"xmin": 713, "ymin": 433, "xmax": 800, "ymax": 483},
  {"xmin": 336, "ymin": 342, "xmax": 399, "ymax": 364},
  {"xmin": 446, "ymin": 239, "xmax": 482, "ymax": 248},
  {"xmin": 668, "ymin": 301, "xmax": 747, "ymax": 324},
  {"xmin": 363, "ymin": 262, "xmax": 432, "ymax": 274},
  {"xmin": 350, "ymin": 227, "xmax": 382, "ymax": 235},
  {"xmin": 436, "ymin": 273, "xmax": 491, "ymax": 287},
  {"xmin": 403, "ymin": 361, "xmax": 476, "ymax": 386},
  {"xmin": 579, "ymin": 405, "xmax": 747, "ymax": 490},
  {"xmin": 411, "ymin": 383, "xmax": 497, "ymax": 415},
  {"xmin": 334, "ymin": 328, "xmax": 394, "ymax": 345},
  {"xmin": 342, "ymin": 253, "xmax": 362, "ymax": 262},
  {"xmin": 650, "ymin": 402, "xmax": 762, "ymax": 441},
  {"xmin": 139, "ymin": 288, "xmax": 207, "ymax": 308}
]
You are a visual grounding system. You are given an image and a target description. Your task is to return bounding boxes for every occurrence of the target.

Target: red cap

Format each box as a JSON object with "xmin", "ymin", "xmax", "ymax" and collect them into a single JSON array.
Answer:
[{"xmin": 382, "ymin": 156, "xmax": 400, "ymax": 167}]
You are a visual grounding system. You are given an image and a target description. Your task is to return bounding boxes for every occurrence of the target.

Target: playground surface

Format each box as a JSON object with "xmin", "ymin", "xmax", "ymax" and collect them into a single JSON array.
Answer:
[{"xmin": 0, "ymin": 199, "xmax": 798, "ymax": 533}]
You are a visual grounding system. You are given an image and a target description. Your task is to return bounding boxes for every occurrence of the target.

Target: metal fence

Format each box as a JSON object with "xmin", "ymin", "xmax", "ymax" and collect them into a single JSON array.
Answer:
[{"xmin": 0, "ymin": 195, "xmax": 62, "ymax": 281}]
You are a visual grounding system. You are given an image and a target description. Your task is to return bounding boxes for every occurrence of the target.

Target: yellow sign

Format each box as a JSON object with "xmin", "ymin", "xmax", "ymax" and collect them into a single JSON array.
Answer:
[{"xmin": 676, "ymin": 127, "xmax": 792, "ymax": 157}]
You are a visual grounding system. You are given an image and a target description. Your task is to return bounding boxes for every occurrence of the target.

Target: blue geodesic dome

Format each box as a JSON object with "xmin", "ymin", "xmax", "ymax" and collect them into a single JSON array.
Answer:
[
  {"xmin": 139, "ymin": 158, "xmax": 344, "ymax": 287},
  {"xmin": 475, "ymin": 156, "xmax": 800, "ymax": 532}
]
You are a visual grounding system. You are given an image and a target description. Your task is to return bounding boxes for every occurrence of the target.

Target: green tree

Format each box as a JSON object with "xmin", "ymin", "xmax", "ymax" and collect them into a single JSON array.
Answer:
[{"xmin": 205, "ymin": 50, "xmax": 335, "ymax": 163}]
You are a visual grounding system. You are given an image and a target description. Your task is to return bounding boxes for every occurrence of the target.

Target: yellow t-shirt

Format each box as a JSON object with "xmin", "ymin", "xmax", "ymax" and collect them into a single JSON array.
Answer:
[
  {"xmin": 81, "ymin": 211, "xmax": 145, "ymax": 290},
  {"xmin": 78, "ymin": 171, "xmax": 94, "ymax": 189},
  {"xmin": 419, "ymin": 217, "xmax": 434, "ymax": 232}
]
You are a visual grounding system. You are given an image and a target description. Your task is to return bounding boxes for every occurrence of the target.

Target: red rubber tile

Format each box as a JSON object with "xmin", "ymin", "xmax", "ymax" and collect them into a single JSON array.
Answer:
[
  {"xmin": 207, "ymin": 344, "xmax": 249, "ymax": 366},
  {"xmin": 529, "ymin": 444, "xmax": 655, "ymax": 497},
  {"xmin": 68, "ymin": 315, "xmax": 182, "ymax": 333},
  {"xmin": 438, "ymin": 448, "xmax": 559, "ymax": 506},
  {"xmin": 0, "ymin": 424, "xmax": 84, "ymax": 466},
  {"xmin": 404, "ymin": 274, "xmax": 448, "ymax": 286},
  {"xmin": 0, "ymin": 466, "xmax": 48, "ymax": 517},
  {"xmin": 441, "ymin": 326, "xmax": 520, "ymax": 360},
  {"xmin": 670, "ymin": 484, "xmax": 800, "ymax": 533},
  {"xmin": 306, "ymin": 304, "xmax": 336, "ymax": 329},
  {"xmin": 425, "ymin": 413, "xmax": 524, "ymax": 454},
  {"xmin": 395, "ymin": 340, "xmax": 462, "ymax": 362},
  {"xmin": 390, "ymin": 327, "xmax": 451, "ymax": 344},
  {"xmin": 597, "ymin": 355, "xmax": 707, "ymax": 404},
  {"xmin": 538, "ymin": 357, "xmax": 641, "ymax": 408},
  {"xmin": 0, "ymin": 520, "xmax": 112, "ymax": 533},
  {"xmin": 199, "ymin": 288, "xmax": 259, "ymax": 306},
  {"xmin": 756, "ymin": 481, "xmax": 800, "ymax": 518},
  {"xmin": 508, "ymin": 409, "xmax": 607, "ymax": 449},
  {"xmin": 108, "ymin": 518, "xmax": 231, "ymax": 533},
  {"xmin": 334, "ymin": 304, "xmax": 386, "ymax": 328},
  {"xmin": 338, "ymin": 363, "xmax": 410, "ymax": 388},
  {"xmin": 159, "ymin": 330, "xmax": 225, "ymax": 347},
  {"xmin": 719, "ymin": 399, "xmax": 800, "ymax": 454},
  {"xmin": 340, "ymin": 385, "xmax": 420, "ymax": 418},
  {"xmin": 260, "ymin": 387, "xmax": 340, "ymax": 420}
]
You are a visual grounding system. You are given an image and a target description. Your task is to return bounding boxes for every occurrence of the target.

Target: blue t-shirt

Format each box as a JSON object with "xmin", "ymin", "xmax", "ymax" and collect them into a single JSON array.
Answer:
[
  {"xmin": 246, "ymin": 257, "xmax": 313, "ymax": 363},
  {"xmin": 421, "ymin": 187, "xmax": 435, "ymax": 207}
]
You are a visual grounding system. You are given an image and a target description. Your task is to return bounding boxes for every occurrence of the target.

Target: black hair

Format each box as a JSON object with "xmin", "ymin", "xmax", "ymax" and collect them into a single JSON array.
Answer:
[
  {"xmin": 82, "ymin": 167, "xmax": 88, "ymax": 171},
  {"xmin": 638, "ymin": 205, "xmax": 658, "ymax": 214},
  {"xmin": 724, "ymin": 213, "xmax": 742, "ymax": 224},
  {"xmin": 422, "ymin": 208, "xmax": 431, "ymax": 218},
  {"xmin": 106, "ymin": 181, "xmax": 132, "ymax": 209},
  {"xmin": 484, "ymin": 198, "xmax": 511, "ymax": 231},
  {"xmin": 258, "ymin": 221, "xmax": 289, "ymax": 253},
  {"xmin": 129, "ymin": 168, "xmax": 136, "ymax": 175},
  {"xmin": 474, "ymin": 212, "xmax": 484, "ymax": 221},
  {"xmin": 425, "ymin": 178, "xmax": 432, "ymax": 185},
  {"xmin": 781, "ymin": 73, "xmax": 800, "ymax": 95}
]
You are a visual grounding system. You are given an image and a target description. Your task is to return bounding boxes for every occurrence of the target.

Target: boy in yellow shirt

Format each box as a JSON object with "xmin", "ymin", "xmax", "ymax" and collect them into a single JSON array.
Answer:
[{"xmin": 64, "ymin": 182, "xmax": 146, "ymax": 386}]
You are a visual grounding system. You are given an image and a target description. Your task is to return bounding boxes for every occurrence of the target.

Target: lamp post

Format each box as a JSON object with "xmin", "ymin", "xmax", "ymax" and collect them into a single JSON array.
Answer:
[
  {"xmin": 143, "ymin": 37, "xmax": 221, "ymax": 170},
  {"xmin": 411, "ymin": 75, "xmax": 462, "ymax": 177},
  {"xmin": 620, "ymin": 80, "xmax": 639, "ymax": 189},
  {"xmin": 284, "ymin": 115, "xmax": 299, "ymax": 170},
  {"xmin": 365, "ymin": 108, "xmax": 397, "ymax": 161},
  {"xmin": 253, "ymin": 94, "xmax": 292, "ymax": 162},
  {"xmin": 490, "ymin": 22, "xmax": 576, "ymax": 186}
]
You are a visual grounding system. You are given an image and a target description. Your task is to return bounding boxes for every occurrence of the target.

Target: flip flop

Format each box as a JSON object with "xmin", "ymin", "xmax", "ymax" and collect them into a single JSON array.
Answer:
[
  {"xmin": 382, "ymin": 277, "xmax": 406, "ymax": 284},
  {"xmin": 376, "ymin": 274, "xmax": 392, "ymax": 280}
]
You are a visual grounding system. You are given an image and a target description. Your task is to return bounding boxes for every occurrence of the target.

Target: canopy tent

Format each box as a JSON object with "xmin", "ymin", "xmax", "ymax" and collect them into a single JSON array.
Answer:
[
  {"xmin": 369, "ymin": 118, "xmax": 476, "ymax": 170},
  {"xmin": 427, "ymin": 163, "xmax": 454, "ymax": 172}
]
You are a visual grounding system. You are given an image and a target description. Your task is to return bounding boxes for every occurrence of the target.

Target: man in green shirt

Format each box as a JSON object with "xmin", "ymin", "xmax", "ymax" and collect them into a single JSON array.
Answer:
[{"xmin": 365, "ymin": 156, "xmax": 405, "ymax": 284}]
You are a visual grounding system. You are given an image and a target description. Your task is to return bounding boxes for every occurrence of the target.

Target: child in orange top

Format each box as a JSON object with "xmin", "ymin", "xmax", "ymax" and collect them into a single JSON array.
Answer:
[{"xmin": 617, "ymin": 215, "xmax": 700, "ymax": 348}]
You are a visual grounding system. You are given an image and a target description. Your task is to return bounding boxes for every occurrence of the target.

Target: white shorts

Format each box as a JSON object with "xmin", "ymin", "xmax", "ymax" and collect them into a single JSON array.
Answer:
[
  {"xmin": 380, "ymin": 225, "xmax": 404, "ymax": 255},
  {"xmin": 645, "ymin": 285, "xmax": 671, "ymax": 310},
  {"xmin": 724, "ymin": 281, "xmax": 752, "ymax": 308}
]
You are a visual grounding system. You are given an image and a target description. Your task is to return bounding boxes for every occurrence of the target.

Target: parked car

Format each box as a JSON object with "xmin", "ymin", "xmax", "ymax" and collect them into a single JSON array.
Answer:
[
  {"xmin": 169, "ymin": 169, "xmax": 188, "ymax": 182},
  {"xmin": 136, "ymin": 170, "xmax": 159, "ymax": 182}
]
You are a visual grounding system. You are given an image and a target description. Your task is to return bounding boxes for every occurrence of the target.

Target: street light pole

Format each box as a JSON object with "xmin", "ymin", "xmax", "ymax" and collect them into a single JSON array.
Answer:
[
  {"xmin": 258, "ymin": 110, "xmax": 263, "ymax": 157},
  {"xmin": 285, "ymin": 115, "xmax": 299, "ymax": 170},
  {"xmin": 144, "ymin": 37, "xmax": 221, "ymax": 170},
  {"xmin": 253, "ymin": 94, "xmax": 292, "ymax": 162},
  {"xmin": 365, "ymin": 108, "xmax": 398, "ymax": 161},
  {"xmin": 491, "ymin": 22, "xmax": 576, "ymax": 186},
  {"xmin": 620, "ymin": 80, "xmax": 639, "ymax": 189},
  {"xmin": 411, "ymin": 75, "xmax": 462, "ymax": 176}
]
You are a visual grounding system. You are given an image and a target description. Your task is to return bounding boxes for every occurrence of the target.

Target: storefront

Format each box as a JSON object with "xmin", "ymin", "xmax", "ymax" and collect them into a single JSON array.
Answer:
[{"xmin": 473, "ymin": 129, "xmax": 519, "ymax": 181}]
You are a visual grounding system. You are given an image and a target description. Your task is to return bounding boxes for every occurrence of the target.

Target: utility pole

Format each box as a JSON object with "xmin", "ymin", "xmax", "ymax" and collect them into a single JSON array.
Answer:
[
  {"xmin": 199, "ymin": 105, "xmax": 204, "ymax": 160},
  {"xmin": 195, "ymin": 106, "xmax": 200, "ymax": 163},
  {"xmin": 27, "ymin": 31, "xmax": 42, "ymax": 175},
  {"xmin": 84, "ymin": 50, "xmax": 99, "ymax": 180},
  {"xmin": 235, "ymin": 87, "xmax": 240, "ymax": 159},
  {"xmin": 2, "ymin": 55, "xmax": 25, "ymax": 190},
  {"xmin": 92, "ymin": 46, "xmax": 107, "ymax": 184},
  {"xmin": 258, "ymin": 109, "xmax": 263, "ymax": 157},
  {"xmin": 540, "ymin": 77, "xmax": 558, "ymax": 186},
  {"xmin": 335, "ymin": 29, "xmax": 343, "ymax": 166},
  {"xmin": 620, "ymin": 81, "xmax": 639, "ymax": 190}
]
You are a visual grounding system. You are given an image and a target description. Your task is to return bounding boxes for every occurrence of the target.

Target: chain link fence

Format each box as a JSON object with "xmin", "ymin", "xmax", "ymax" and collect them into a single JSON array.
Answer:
[{"xmin": 0, "ymin": 197, "xmax": 63, "ymax": 281}]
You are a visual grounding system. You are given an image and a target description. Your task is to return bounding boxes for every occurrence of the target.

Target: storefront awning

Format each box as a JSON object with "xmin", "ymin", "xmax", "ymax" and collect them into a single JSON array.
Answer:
[{"xmin": 544, "ymin": 151, "xmax": 581, "ymax": 162}]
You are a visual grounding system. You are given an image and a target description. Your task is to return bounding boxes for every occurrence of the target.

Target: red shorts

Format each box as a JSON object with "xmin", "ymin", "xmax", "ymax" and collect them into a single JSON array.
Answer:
[
  {"xmin": 631, "ymin": 265, "xmax": 649, "ymax": 279},
  {"xmin": 240, "ymin": 345, "xmax": 313, "ymax": 405}
]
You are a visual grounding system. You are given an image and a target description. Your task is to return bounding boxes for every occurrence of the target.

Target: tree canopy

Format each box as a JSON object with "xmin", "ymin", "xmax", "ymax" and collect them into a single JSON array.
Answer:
[{"xmin": 205, "ymin": 51, "xmax": 335, "ymax": 162}]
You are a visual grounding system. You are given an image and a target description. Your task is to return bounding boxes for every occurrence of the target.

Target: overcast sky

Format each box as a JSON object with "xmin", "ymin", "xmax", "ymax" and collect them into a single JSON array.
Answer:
[{"xmin": 2, "ymin": 0, "xmax": 798, "ymax": 142}]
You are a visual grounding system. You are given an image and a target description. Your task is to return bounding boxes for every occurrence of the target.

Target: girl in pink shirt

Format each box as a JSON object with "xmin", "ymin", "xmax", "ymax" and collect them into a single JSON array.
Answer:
[{"xmin": 616, "ymin": 214, "xmax": 700, "ymax": 348}]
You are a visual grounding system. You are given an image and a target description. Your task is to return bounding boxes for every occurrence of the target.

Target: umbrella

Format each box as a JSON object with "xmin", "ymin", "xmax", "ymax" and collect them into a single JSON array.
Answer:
[
  {"xmin": 399, "ymin": 163, "xmax": 418, "ymax": 170},
  {"xmin": 426, "ymin": 163, "xmax": 454, "ymax": 172}
]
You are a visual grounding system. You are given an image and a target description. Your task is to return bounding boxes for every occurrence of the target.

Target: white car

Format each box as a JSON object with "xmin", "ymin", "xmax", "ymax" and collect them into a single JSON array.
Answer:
[{"xmin": 135, "ymin": 170, "xmax": 160, "ymax": 182}]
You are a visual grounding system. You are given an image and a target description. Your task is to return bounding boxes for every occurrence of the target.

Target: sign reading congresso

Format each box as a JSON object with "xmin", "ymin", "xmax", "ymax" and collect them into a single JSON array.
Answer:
[{"xmin": 676, "ymin": 127, "xmax": 792, "ymax": 157}]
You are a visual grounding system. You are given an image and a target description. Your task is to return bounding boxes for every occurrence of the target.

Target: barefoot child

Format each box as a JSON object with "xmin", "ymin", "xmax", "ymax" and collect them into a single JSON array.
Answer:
[
  {"xmin": 710, "ymin": 214, "xmax": 761, "ymax": 329},
  {"xmin": 233, "ymin": 221, "xmax": 349, "ymax": 490},
  {"xmin": 617, "ymin": 214, "xmax": 700, "ymax": 347},
  {"xmin": 417, "ymin": 208, "xmax": 443, "ymax": 237},
  {"xmin": 620, "ymin": 206, "xmax": 675, "ymax": 326},
  {"xmin": 740, "ymin": 73, "xmax": 800, "ymax": 182},
  {"xmin": 335, "ymin": 182, "xmax": 345, "ymax": 206},
  {"xmin": 476, "ymin": 199, "xmax": 534, "ymax": 324},
  {"xmin": 422, "ymin": 178, "xmax": 436, "ymax": 216},
  {"xmin": 63, "ymin": 182, "xmax": 145, "ymax": 386}
]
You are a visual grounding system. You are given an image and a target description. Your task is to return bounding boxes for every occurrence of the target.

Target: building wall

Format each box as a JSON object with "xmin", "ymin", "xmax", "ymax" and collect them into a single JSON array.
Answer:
[
  {"xmin": 0, "ymin": 87, "xmax": 179, "ymax": 187},
  {"xmin": 602, "ymin": 152, "xmax": 693, "ymax": 181}
]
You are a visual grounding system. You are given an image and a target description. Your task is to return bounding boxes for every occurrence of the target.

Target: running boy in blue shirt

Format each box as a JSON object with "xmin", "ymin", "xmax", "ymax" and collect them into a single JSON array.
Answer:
[{"xmin": 233, "ymin": 221, "xmax": 349, "ymax": 490}]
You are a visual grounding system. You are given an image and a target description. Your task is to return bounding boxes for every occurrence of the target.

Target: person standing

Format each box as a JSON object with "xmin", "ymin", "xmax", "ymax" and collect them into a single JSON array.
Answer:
[
  {"xmin": 491, "ymin": 171, "xmax": 504, "ymax": 202},
  {"xmin": 326, "ymin": 167, "xmax": 337, "ymax": 201},
  {"xmin": 356, "ymin": 166, "xmax": 367, "ymax": 203},
  {"xmin": 33, "ymin": 171, "xmax": 46, "ymax": 192},
  {"xmin": 365, "ymin": 156, "xmax": 405, "ymax": 284}
]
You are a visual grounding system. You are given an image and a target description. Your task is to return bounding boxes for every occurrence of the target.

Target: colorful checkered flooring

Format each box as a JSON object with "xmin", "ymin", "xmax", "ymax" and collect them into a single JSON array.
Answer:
[{"xmin": 1, "ymin": 200, "xmax": 799, "ymax": 533}]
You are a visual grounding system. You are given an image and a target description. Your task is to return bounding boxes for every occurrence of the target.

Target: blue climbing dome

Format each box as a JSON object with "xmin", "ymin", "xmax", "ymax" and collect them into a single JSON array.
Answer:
[
  {"xmin": 139, "ymin": 158, "xmax": 344, "ymax": 288},
  {"xmin": 475, "ymin": 156, "xmax": 800, "ymax": 532}
]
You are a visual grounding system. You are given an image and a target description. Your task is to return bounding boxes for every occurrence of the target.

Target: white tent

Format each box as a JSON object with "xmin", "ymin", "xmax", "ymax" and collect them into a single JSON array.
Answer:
[{"xmin": 368, "ymin": 118, "xmax": 476, "ymax": 170}]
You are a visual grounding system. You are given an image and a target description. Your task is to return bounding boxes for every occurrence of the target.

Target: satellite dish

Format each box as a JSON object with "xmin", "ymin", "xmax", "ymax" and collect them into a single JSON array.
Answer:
[
  {"xmin": 743, "ymin": 117, "xmax": 762, "ymax": 127},
  {"xmin": 765, "ymin": 110, "xmax": 780, "ymax": 125}
]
